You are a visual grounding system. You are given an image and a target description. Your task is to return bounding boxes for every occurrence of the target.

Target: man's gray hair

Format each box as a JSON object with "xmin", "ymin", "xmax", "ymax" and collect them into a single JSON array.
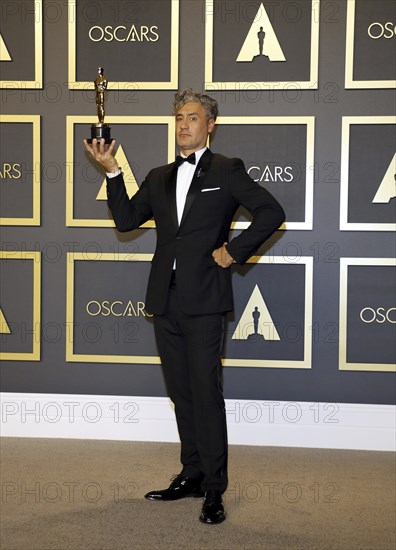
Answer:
[{"xmin": 172, "ymin": 89, "xmax": 218, "ymax": 121}]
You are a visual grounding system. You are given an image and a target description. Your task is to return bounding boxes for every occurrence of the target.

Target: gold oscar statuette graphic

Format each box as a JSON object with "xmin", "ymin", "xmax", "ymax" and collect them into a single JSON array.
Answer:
[{"xmin": 87, "ymin": 67, "xmax": 112, "ymax": 144}]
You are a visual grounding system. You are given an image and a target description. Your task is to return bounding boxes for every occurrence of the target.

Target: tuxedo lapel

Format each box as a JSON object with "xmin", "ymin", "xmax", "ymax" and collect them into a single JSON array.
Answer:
[
  {"xmin": 165, "ymin": 163, "xmax": 179, "ymax": 230},
  {"xmin": 179, "ymin": 149, "xmax": 213, "ymax": 229}
]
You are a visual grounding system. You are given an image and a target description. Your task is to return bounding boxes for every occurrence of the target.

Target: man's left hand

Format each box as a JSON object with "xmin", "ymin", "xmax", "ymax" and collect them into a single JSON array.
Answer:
[{"xmin": 212, "ymin": 243, "xmax": 235, "ymax": 268}]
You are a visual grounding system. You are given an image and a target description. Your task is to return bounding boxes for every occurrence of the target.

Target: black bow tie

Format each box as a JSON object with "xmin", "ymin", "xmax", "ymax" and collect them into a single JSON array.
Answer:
[{"xmin": 175, "ymin": 153, "xmax": 196, "ymax": 167}]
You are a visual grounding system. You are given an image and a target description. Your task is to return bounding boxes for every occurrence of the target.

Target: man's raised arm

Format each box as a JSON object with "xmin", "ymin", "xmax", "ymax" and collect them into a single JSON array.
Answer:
[{"xmin": 83, "ymin": 138, "xmax": 153, "ymax": 232}]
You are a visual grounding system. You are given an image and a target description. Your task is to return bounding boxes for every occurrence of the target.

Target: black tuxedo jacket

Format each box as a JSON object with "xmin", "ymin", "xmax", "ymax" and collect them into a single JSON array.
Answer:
[{"xmin": 106, "ymin": 149, "xmax": 285, "ymax": 315}]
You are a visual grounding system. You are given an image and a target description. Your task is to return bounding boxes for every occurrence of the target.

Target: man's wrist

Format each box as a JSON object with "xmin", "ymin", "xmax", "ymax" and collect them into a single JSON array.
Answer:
[
  {"xmin": 224, "ymin": 245, "xmax": 235, "ymax": 263},
  {"xmin": 106, "ymin": 168, "xmax": 121, "ymax": 178}
]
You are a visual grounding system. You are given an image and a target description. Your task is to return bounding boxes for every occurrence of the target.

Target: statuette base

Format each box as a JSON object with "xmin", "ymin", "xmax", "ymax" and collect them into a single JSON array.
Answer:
[{"xmin": 87, "ymin": 123, "xmax": 112, "ymax": 144}]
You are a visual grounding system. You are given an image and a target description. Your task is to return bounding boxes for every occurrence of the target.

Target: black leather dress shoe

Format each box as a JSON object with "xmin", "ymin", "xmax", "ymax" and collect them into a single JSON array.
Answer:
[
  {"xmin": 144, "ymin": 474, "xmax": 204, "ymax": 501},
  {"xmin": 199, "ymin": 489, "xmax": 226, "ymax": 524}
]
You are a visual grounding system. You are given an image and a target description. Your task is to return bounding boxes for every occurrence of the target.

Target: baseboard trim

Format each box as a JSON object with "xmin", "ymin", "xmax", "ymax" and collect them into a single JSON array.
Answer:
[{"xmin": 0, "ymin": 393, "xmax": 394, "ymax": 451}]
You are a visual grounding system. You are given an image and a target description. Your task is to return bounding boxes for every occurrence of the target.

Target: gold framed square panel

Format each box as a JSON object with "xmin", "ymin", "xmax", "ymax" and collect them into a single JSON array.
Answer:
[
  {"xmin": 209, "ymin": 116, "xmax": 315, "ymax": 230},
  {"xmin": 66, "ymin": 116, "xmax": 176, "ymax": 227},
  {"xmin": 0, "ymin": 251, "xmax": 41, "ymax": 361},
  {"xmin": 66, "ymin": 252, "xmax": 160, "ymax": 364},
  {"xmin": 68, "ymin": 0, "xmax": 179, "ymax": 90},
  {"xmin": 340, "ymin": 116, "xmax": 396, "ymax": 231},
  {"xmin": 0, "ymin": 115, "xmax": 41, "ymax": 226},
  {"xmin": 223, "ymin": 256, "xmax": 313, "ymax": 369},
  {"xmin": 345, "ymin": 0, "xmax": 396, "ymax": 89},
  {"xmin": 205, "ymin": 0, "xmax": 320, "ymax": 90},
  {"xmin": 339, "ymin": 258, "xmax": 396, "ymax": 372},
  {"xmin": 0, "ymin": 0, "xmax": 42, "ymax": 89}
]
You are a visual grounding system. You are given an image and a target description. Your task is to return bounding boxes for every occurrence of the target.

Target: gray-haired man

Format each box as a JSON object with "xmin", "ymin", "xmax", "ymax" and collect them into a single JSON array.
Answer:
[{"xmin": 84, "ymin": 89, "xmax": 285, "ymax": 524}]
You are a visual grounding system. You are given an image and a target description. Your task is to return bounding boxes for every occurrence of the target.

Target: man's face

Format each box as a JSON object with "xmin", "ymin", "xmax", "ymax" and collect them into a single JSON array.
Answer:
[{"xmin": 175, "ymin": 101, "xmax": 215, "ymax": 155}]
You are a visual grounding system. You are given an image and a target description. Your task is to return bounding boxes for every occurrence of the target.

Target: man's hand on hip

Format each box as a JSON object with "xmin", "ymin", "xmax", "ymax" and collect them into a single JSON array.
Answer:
[
  {"xmin": 83, "ymin": 138, "xmax": 119, "ymax": 173},
  {"xmin": 212, "ymin": 243, "xmax": 235, "ymax": 268}
]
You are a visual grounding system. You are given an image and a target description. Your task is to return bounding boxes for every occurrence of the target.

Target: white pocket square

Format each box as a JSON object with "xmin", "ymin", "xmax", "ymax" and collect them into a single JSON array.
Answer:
[{"xmin": 201, "ymin": 187, "xmax": 221, "ymax": 192}]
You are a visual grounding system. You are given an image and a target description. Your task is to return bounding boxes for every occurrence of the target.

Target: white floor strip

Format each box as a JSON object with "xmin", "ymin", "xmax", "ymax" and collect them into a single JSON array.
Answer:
[{"xmin": 0, "ymin": 393, "xmax": 394, "ymax": 451}]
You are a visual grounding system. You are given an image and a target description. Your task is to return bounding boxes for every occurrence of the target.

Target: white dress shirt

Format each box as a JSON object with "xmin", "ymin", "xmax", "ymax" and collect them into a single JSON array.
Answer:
[{"xmin": 175, "ymin": 146, "xmax": 207, "ymax": 224}]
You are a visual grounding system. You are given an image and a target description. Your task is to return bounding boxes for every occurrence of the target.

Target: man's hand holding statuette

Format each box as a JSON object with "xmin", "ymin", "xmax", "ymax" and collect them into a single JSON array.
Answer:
[{"xmin": 83, "ymin": 138, "xmax": 119, "ymax": 173}]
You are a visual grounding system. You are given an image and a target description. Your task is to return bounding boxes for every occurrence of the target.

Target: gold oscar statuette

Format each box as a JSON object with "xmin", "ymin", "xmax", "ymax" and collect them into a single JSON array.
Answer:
[{"xmin": 87, "ymin": 67, "xmax": 112, "ymax": 144}]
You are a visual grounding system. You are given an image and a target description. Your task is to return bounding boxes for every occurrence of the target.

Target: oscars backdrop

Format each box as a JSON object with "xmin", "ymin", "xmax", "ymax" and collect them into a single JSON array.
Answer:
[{"xmin": 0, "ymin": 0, "xmax": 395, "ymax": 446}]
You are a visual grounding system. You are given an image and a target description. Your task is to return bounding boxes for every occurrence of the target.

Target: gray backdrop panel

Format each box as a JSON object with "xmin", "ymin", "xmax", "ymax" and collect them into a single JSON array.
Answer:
[{"xmin": 0, "ymin": 0, "xmax": 395, "ymax": 405}]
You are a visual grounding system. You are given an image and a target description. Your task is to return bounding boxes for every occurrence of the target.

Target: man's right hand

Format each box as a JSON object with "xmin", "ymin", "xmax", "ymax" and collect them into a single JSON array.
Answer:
[{"xmin": 83, "ymin": 138, "xmax": 119, "ymax": 173}]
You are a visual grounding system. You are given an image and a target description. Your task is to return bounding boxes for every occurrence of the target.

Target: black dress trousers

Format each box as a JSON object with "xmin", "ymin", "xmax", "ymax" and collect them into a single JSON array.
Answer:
[{"xmin": 153, "ymin": 272, "xmax": 228, "ymax": 493}]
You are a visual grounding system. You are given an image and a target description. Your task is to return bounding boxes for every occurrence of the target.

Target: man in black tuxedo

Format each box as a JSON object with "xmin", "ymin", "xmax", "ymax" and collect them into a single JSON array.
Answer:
[{"xmin": 84, "ymin": 89, "xmax": 285, "ymax": 524}]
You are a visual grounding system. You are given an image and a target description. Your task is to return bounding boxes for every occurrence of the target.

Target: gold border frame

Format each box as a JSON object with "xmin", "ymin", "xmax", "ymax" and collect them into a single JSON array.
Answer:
[
  {"xmin": 0, "ymin": 115, "xmax": 41, "ymax": 226},
  {"xmin": 66, "ymin": 116, "xmax": 176, "ymax": 227},
  {"xmin": 345, "ymin": 0, "xmax": 396, "ymax": 89},
  {"xmin": 205, "ymin": 0, "xmax": 320, "ymax": 90},
  {"xmin": 68, "ymin": 0, "xmax": 179, "ymax": 90},
  {"xmin": 211, "ymin": 116, "xmax": 315, "ymax": 230},
  {"xmin": 339, "ymin": 258, "xmax": 396, "ymax": 372},
  {"xmin": 0, "ymin": 251, "xmax": 41, "ymax": 361},
  {"xmin": 66, "ymin": 252, "xmax": 159, "ymax": 363},
  {"xmin": 0, "ymin": 0, "xmax": 43, "ymax": 89},
  {"xmin": 66, "ymin": 253, "xmax": 312, "ymax": 368},
  {"xmin": 340, "ymin": 116, "xmax": 396, "ymax": 231},
  {"xmin": 223, "ymin": 256, "xmax": 313, "ymax": 368}
]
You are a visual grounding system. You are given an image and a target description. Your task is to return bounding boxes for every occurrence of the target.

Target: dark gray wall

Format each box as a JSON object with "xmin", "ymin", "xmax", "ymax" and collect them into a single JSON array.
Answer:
[{"xmin": 0, "ymin": 1, "xmax": 395, "ymax": 404}]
